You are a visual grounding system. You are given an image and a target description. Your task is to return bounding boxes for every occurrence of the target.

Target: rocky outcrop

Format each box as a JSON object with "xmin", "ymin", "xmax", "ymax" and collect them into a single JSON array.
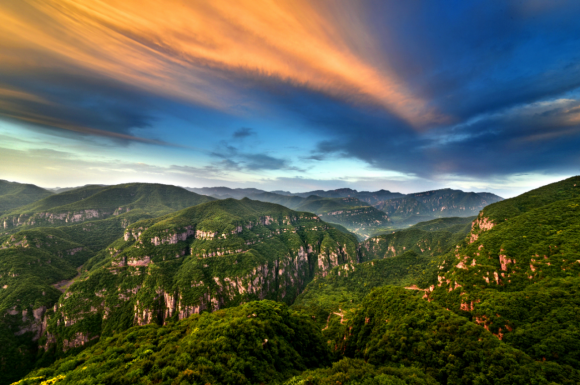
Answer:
[
  {"xmin": 13, "ymin": 306, "xmax": 47, "ymax": 341},
  {"xmin": 151, "ymin": 226, "xmax": 195, "ymax": 245},
  {"xmin": 127, "ymin": 256, "xmax": 151, "ymax": 267},
  {"xmin": 63, "ymin": 332, "xmax": 97, "ymax": 352},
  {"xmin": 472, "ymin": 214, "xmax": 495, "ymax": 232},
  {"xmin": 1, "ymin": 209, "xmax": 113, "ymax": 229}
]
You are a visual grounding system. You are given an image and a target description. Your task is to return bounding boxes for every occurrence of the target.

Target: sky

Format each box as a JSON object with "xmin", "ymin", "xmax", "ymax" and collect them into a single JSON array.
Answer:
[{"xmin": 1, "ymin": 0, "xmax": 579, "ymax": 197}]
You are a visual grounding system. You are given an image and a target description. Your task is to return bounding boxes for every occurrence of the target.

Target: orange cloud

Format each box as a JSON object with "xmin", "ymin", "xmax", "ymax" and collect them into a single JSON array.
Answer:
[{"xmin": 0, "ymin": 0, "xmax": 446, "ymax": 129}]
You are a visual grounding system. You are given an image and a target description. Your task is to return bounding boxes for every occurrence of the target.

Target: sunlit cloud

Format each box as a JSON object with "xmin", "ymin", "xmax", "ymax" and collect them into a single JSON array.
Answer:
[{"xmin": 0, "ymin": 0, "xmax": 444, "ymax": 133}]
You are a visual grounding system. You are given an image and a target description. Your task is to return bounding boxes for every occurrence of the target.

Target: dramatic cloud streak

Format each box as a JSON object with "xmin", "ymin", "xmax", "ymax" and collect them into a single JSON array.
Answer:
[{"xmin": 0, "ymin": 0, "xmax": 442, "ymax": 135}]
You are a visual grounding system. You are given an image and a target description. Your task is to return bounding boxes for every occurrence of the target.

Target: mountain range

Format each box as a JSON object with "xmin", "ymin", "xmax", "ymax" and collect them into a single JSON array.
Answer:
[
  {"xmin": 1, "ymin": 177, "xmax": 578, "ymax": 385},
  {"xmin": 188, "ymin": 186, "xmax": 503, "ymax": 238}
]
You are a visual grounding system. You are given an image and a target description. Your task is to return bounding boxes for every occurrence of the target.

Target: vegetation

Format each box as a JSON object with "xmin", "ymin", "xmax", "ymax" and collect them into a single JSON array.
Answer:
[
  {"xmin": 361, "ymin": 216, "xmax": 473, "ymax": 260},
  {"xmin": 190, "ymin": 187, "xmax": 499, "ymax": 232},
  {"xmin": 5, "ymin": 177, "xmax": 580, "ymax": 385},
  {"xmin": 0, "ymin": 183, "xmax": 214, "ymax": 232},
  {"xmin": 0, "ymin": 180, "xmax": 53, "ymax": 217},
  {"xmin": 16, "ymin": 301, "xmax": 330, "ymax": 385},
  {"xmin": 429, "ymin": 177, "xmax": 580, "ymax": 376},
  {"xmin": 342, "ymin": 286, "xmax": 574, "ymax": 384},
  {"xmin": 34, "ymin": 198, "xmax": 357, "ymax": 365},
  {"xmin": 376, "ymin": 189, "xmax": 502, "ymax": 227}
]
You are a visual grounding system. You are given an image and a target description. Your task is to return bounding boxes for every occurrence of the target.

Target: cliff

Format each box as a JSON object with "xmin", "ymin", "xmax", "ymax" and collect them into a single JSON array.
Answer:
[{"xmin": 39, "ymin": 198, "xmax": 359, "ymax": 353}]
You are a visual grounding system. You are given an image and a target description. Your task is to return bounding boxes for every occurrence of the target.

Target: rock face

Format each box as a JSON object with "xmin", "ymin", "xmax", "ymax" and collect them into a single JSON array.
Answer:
[
  {"xmin": 11, "ymin": 306, "xmax": 47, "ymax": 341},
  {"xmin": 1, "ymin": 209, "xmax": 112, "ymax": 229},
  {"xmin": 41, "ymin": 199, "xmax": 359, "ymax": 351}
]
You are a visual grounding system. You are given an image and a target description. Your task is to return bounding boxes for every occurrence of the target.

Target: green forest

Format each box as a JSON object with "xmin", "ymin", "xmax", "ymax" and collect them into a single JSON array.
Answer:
[{"xmin": 1, "ymin": 177, "xmax": 579, "ymax": 385}]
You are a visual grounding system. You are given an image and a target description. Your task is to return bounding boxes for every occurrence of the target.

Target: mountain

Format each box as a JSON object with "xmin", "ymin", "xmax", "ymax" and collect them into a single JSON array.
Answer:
[
  {"xmin": 32, "ymin": 198, "xmax": 357, "ymax": 365},
  {"xmin": 291, "ymin": 217, "xmax": 474, "ymax": 347},
  {"xmin": 360, "ymin": 216, "xmax": 474, "ymax": 260},
  {"xmin": 186, "ymin": 186, "xmax": 502, "ymax": 230},
  {"xmin": 376, "ymin": 188, "xmax": 503, "ymax": 227},
  {"xmin": 201, "ymin": 191, "xmax": 392, "ymax": 240},
  {"xmin": 256, "ymin": 194, "xmax": 392, "ymax": 239},
  {"xmin": 336, "ymin": 286, "xmax": 564, "ymax": 384},
  {"xmin": 0, "ymin": 227, "xmax": 97, "ymax": 385},
  {"xmin": 295, "ymin": 197, "xmax": 391, "ymax": 240},
  {"xmin": 428, "ymin": 176, "xmax": 580, "ymax": 369},
  {"xmin": 0, "ymin": 180, "xmax": 53, "ymax": 217},
  {"xmin": 7, "ymin": 177, "xmax": 580, "ymax": 385},
  {"xmin": 1, "ymin": 183, "xmax": 214, "ymax": 231},
  {"xmin": 17, "ymin": 301, "xmax": 331, "ymax": 385},
  {"xmin": 187, "ymin": 186, "xmax": 268, "ymax": 199},
  {"xmin": 0, "ymin": 183, "xmax": 216, "ymax": 384}
]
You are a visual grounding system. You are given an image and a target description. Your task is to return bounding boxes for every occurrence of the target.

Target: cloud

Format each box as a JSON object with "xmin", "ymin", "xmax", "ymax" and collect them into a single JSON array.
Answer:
[
  {"xmin": 232, "ymin": 127, "xmax": 255, "ymax": 139},
  {"xmin": 300, "ymin": 89, "xmax": 580, "ymax": 179},
  {"xmin": 0, "ymin": 144, "xmax": 245, "ymax": 188},
  {"xmin": 0, "ymin": 0, "xmax": 442, "ymax": 131},
  {"xmin": 241, "ymin": 154, "xmax": 293, "ymax": 171}
]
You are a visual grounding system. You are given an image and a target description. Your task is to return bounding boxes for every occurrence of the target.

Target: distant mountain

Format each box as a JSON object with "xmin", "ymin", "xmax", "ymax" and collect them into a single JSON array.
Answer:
[
  {"xmin": 294, "ymin": 196, "xmax": 391, "ymax": 240},
  {"xmin": 186, "ymin": 186, "xmax": 502, "ymax": 229},
  {"xmin": 376, "ymin": 188, "xmax": 503, "ymax": 226},
  {"xmin": 187, "ymin": 186, "xmax": 268, "ymax": 199},
  {"xmin": 242, "ymin": 194, "xmax": 391, "ymax": 239},
  {"xmin": 1, "ymin": 183, "xmax": 214, "ymax": 231},
  {"xmin": 45, "ymin": 184, "xmax": 108, "ymax": 194},
  {"xmin": 291, "ymin": 188, "xmax": 405, "ymax": 205},
  {"xmin": 361, "ymin": 216, "xmax": 474, "ymax": 260},
  {"xmin": 0, "ymin": 180, "xmax": 53, "ymax": 216}
]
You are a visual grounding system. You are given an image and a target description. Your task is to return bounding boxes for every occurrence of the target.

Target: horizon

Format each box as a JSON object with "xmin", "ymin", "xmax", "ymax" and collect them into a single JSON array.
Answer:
[
  {"xmin": 2, "ymin": 1, "xmax": 580, "ymax": 199},
  {"xmin": 5, "ymin": 176, "xmax": 573, "ymax": 199}
]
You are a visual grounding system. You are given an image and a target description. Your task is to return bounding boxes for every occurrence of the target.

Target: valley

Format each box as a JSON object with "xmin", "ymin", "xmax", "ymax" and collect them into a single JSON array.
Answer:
[{"xmin": 1, "ymin": 177, "xmax": 579, "ymax": 385}]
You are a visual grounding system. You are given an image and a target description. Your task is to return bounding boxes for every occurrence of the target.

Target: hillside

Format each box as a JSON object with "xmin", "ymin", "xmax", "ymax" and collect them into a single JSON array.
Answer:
[
  {"xmin": 361, "ymin": 216, "xmax": 474, "ymax": 260},
  {"xmin": 290, "ymin": 217, "xmax": 473, "ymax": 346},
  {"xmin": 0, "ymin": 227, "xmax": 97, "ymax": 385},
  {"xmin": 292, "ymin": 196, "xmax": 391, "ymax": 239},
  {"xmin": 5, "ymin": 177, "xmax": 580, "ymax": 385},
  {"xmin": 16, "ymin": 301, "xmax": 331, "ymax": 385},
  {"xmin": 376, "ymin": 188, "xmax": 503, "ymax": 226},
  {"xmin": 0, "ymin": 183, "xmax": 216, "ymax": 384},
  {"xmin": 33, "ymin": 198, "xmax": 358, "ymax": 362},
  {"xmin": 0, "ymin": 180, "xmax": 53, "ymax": 217},
  {"xmin": 426, "ymin": 176, "xmax": 580, "ymax": 370},
  {"xmin": 17, "ymin": 282, "xmax": 575, "ymax": 385},
  {"xmin": 1, "ymin": 183, "xmax": 214, "ymax": 231},
  {"xmin": 219, "ymin": 193, "xmax": 392, "ymax": 240}
]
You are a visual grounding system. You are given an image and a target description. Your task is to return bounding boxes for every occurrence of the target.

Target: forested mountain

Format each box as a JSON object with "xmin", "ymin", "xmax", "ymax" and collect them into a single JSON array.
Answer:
[
  {"xmin": 429, "ymin": 176, "xmax": 580, "ymax": 369},
  {"xmin": 6, "ymin": 177, "xmax": 580, "ymax": 385},
  {"xmin": 361, "ymin": 216, "xmax": 474, "ymax": 260},
  {"xmin": 0, "ymin": 198, "xmax": 358, "ymax": 385},
  {"xmin": 0, "ymin": 183, "xmax": 215, "ymax": 384},
  {"xmin": 196, "ymin": 191, "xmax": 392, "ymax": 240},
  {"xmin": 0, "ymin": 180, "xmax": 53, "ymax": 217},
  {"xmin": 293, "ymin": 197, "xmax": 390, "ymax": 240},
  {"xmin": 188, "ymin": 186, "xmax": 502, "ymax": 229},
  {"xmin": 1, "ymin": 183, "xmax": 213, "ymax": 231},
  {"xmin": 376, "ymin": 188, "xmax": 502, "ymax": 226}
]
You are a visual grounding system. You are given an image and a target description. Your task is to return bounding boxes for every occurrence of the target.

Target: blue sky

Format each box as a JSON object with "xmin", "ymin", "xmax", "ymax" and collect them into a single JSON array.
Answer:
[{"xmin": 0, "ymin": 0, "xmax": 579, "ymax": 197}]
